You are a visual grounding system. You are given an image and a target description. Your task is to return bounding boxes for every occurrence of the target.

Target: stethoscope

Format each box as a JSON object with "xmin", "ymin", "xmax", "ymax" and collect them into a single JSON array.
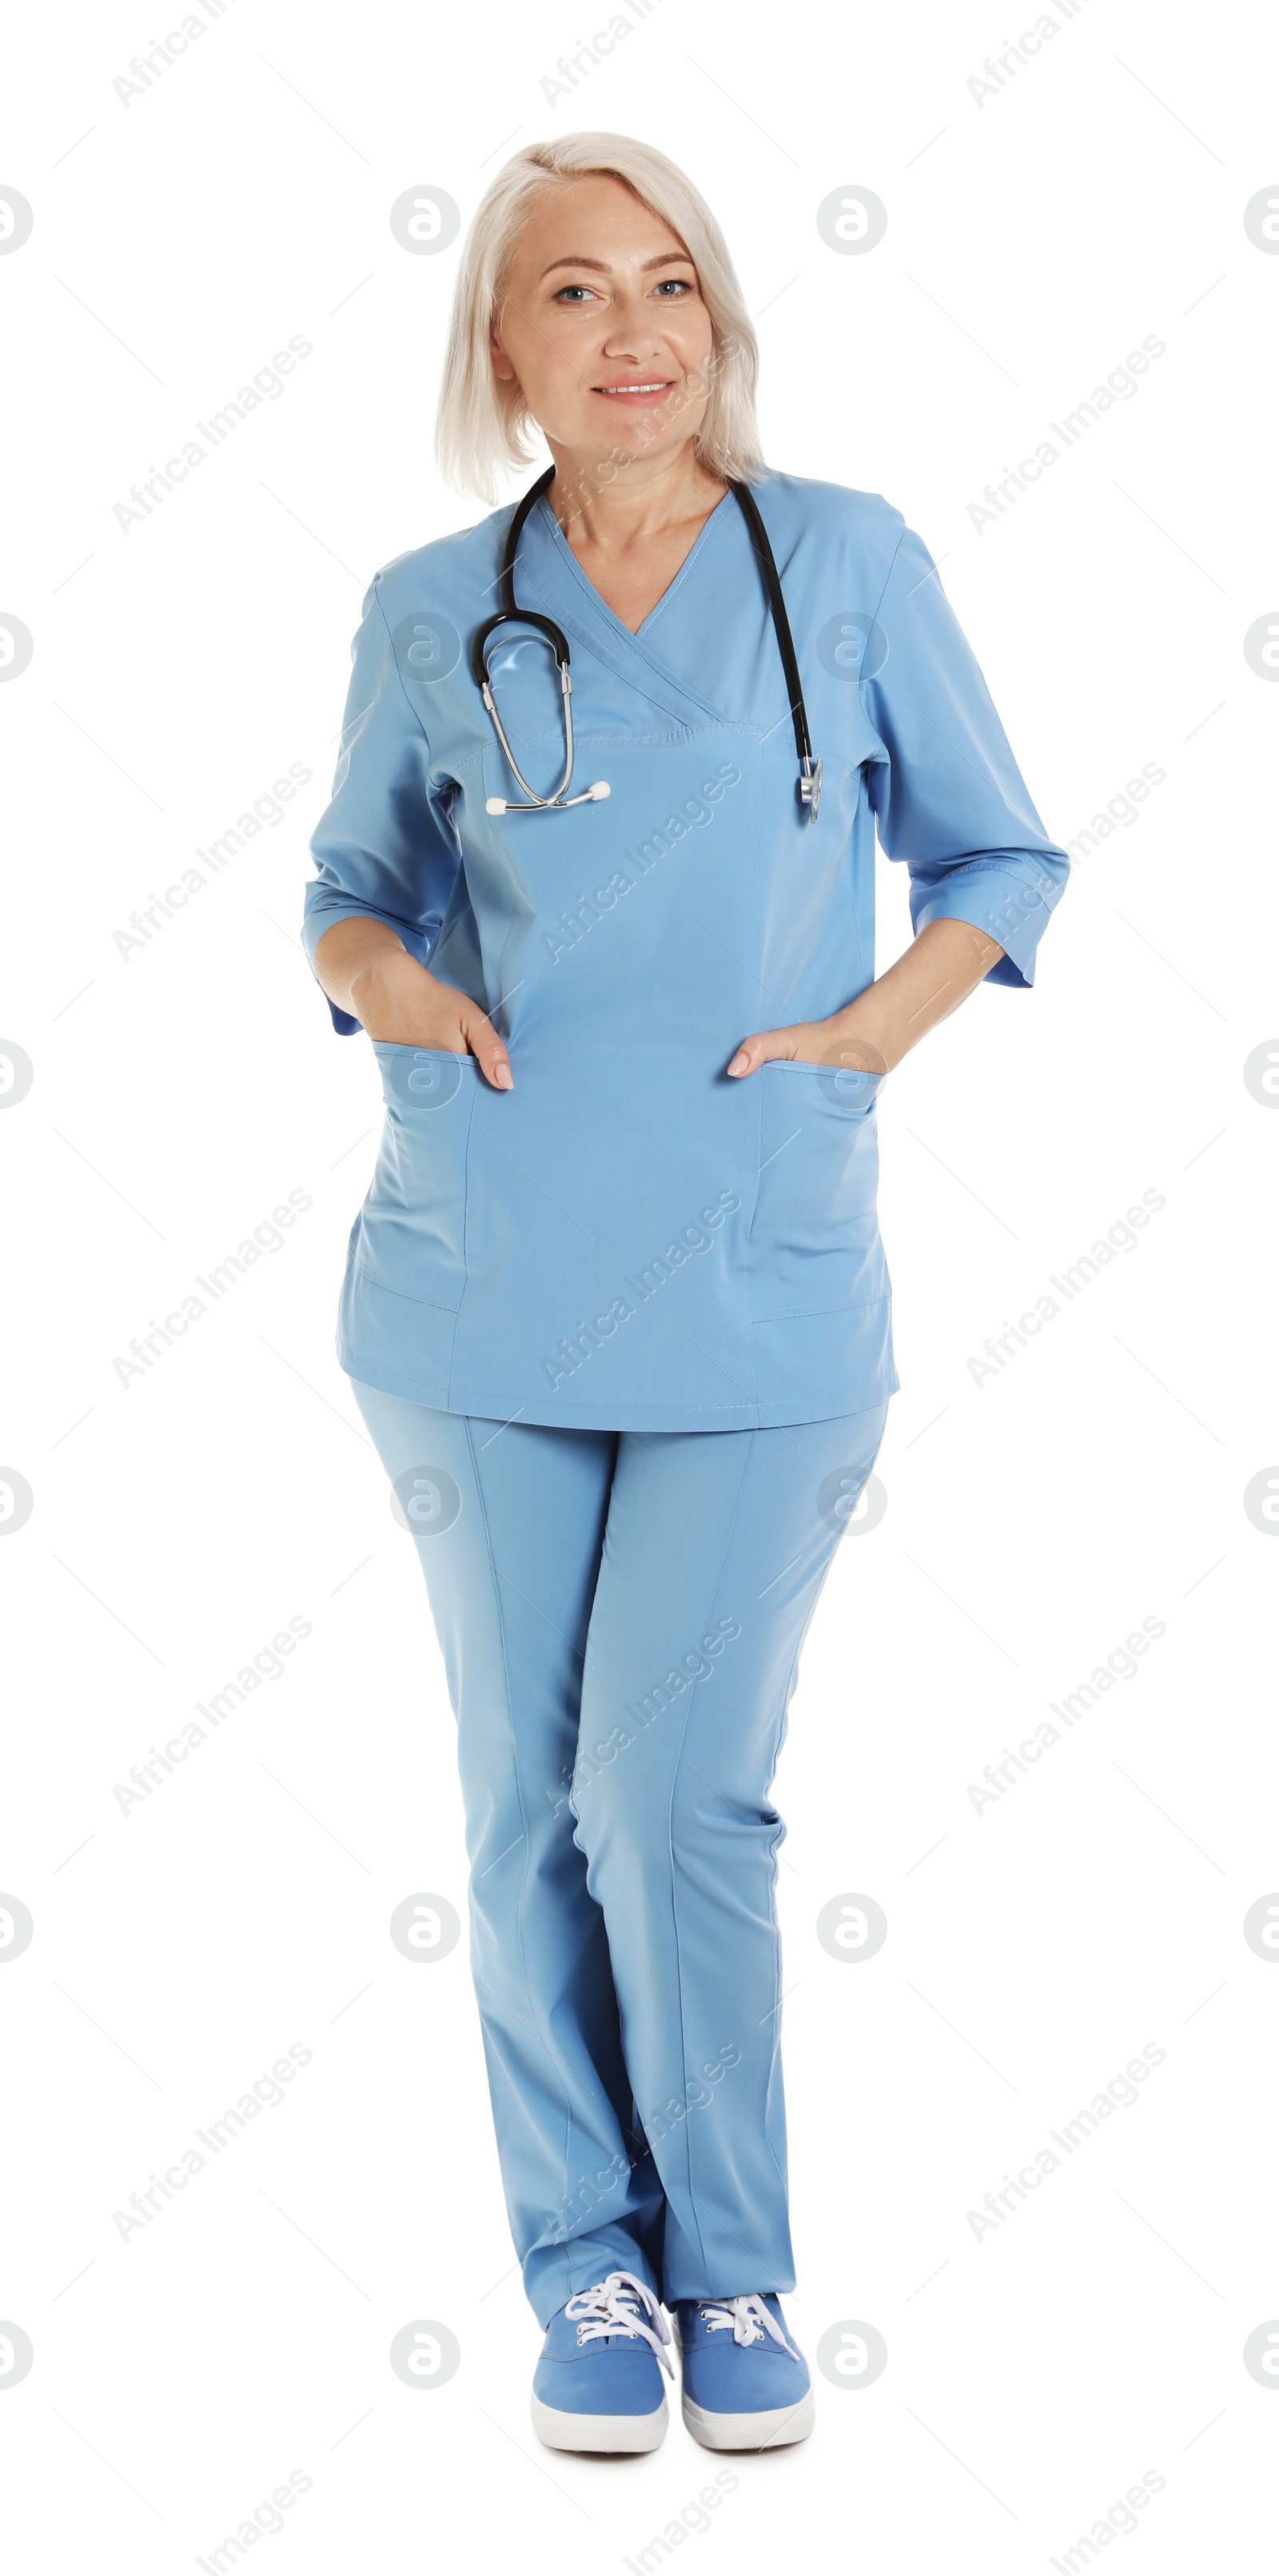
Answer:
[{"xmin": 472, "ymin": 465, "xmax": 822, "ymax": 823}]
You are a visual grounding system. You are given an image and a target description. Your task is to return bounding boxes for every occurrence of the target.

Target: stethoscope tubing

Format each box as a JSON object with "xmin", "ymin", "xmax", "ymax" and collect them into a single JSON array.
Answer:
[{"xmin": 473, "ymin": 464, "xmax": 820, "ymax": 820}]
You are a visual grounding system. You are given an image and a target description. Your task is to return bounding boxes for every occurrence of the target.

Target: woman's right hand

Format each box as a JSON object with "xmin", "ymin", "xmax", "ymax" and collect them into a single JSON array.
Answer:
[{"xmin": 313, "ymin": 919, "xmax": 513, "ymax": 1089}]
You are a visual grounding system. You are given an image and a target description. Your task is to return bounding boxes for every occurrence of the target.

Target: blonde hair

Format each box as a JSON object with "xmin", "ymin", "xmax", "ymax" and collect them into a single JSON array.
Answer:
[{"xmin": 436, "ymin": 133, "xmax": 763, "ymax": 501}]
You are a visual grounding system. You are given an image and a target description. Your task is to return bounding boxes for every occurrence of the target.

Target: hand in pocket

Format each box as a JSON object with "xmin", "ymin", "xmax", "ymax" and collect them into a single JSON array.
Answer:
[
  {"xmin": 314, "ymin": 919, "xmax": 513, "ymax": 1087},
  {"xmin": 360, "ymin": 951, "xmax": 512, "ymax": 1088}
]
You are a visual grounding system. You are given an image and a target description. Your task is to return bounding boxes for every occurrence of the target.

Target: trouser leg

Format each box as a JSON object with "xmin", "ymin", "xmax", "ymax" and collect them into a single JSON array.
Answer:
[
  {"xmin": 569, "ymin": 1402, "xmax": 890, "ymax": 2304},
  {"xmin": 350, "ymin": 1382, "xmax": 666, "ymax": 2325}
]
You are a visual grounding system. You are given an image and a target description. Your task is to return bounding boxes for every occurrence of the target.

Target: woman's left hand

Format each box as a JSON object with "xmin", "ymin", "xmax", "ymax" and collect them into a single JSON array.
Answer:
[
  {"xmin": 726, "ymin": 1016, "xmax": 885, "ymax": 1079},
  {"xmin": 725, "ymin": 919, "xmax": 1006, "ymax": 1082}
]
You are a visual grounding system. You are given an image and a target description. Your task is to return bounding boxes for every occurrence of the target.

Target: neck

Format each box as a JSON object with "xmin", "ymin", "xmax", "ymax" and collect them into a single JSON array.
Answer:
[{"xmin": 544, "ymin": 437, "xmax": 728, "ymax": 551}]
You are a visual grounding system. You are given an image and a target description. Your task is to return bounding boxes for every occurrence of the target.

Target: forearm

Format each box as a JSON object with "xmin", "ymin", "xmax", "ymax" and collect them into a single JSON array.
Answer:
[
  {"xmin": 829, "ymin": 917, "xmax": 1006, "ymax": 1074},
  {"xmin": 311, "ymin": 913, "xmax": 512, "ymax": 1085},
  {"xmin": 313, "ymin": 915, "xmax": 411, "ymax": 1024}
]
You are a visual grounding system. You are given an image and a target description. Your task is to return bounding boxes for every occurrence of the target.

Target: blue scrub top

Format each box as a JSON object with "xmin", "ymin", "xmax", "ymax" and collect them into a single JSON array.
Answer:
[{"xmin": 301, "ymin": 472, "xmax": 1069, "ymax": 1431}]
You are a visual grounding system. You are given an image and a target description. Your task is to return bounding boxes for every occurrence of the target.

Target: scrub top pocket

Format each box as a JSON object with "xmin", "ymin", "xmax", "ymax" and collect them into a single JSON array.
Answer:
[
  {"xmin": 747, "ymin": 1059, "xmax": 888, "ymax": 1322},
  {"xmin": 352, "ymin": 1043, "xmax": 478, "ymax": 1315}
]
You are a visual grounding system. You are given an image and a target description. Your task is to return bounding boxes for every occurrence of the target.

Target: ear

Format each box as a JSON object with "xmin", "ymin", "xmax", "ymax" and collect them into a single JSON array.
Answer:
[{"xmin": 490, "ymin": 331, "xmax": 516, "ymax": 385}]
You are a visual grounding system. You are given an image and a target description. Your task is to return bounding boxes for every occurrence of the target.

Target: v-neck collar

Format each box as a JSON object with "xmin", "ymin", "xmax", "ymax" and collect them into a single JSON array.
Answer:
[
  {"xmin": 518, "ymin": 487, "xmax": 746, "ymax": 732},
  {"xmin": 539, "ymin": 484, "xmax": 736, "ymax": 644}
]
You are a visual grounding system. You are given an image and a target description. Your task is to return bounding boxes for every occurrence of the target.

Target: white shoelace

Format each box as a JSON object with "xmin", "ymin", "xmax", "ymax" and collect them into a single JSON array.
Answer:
[
  {"xmin": 698, "ymin": 2294, "xmax": 799, "ymax": 2359},
  {"xmin": 564, "ymin": 2272, "xmax": 675, "ymax": 2379}
]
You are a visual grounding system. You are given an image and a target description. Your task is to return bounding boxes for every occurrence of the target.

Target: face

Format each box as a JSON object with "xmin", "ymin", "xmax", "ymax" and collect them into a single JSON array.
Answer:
[{"xmin": 491, "ymin": 174, "xmax": 716, "ymax": 475}]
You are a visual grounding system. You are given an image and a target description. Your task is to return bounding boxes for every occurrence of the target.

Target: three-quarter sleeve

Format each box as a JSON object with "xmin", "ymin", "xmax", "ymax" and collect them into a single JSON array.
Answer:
[
  {"xmin": 301, "ymin": 574, "xmax": 464, "ymax": 1035},
  {"xmin": 861, "ymin": 524, "xmax": 1069, "ymax": 988}
]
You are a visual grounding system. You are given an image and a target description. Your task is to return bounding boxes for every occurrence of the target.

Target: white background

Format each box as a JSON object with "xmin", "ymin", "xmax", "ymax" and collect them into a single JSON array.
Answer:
[{"xmin": 2, "ymin": 0, "xmax": 1277, "ymax": 2566}]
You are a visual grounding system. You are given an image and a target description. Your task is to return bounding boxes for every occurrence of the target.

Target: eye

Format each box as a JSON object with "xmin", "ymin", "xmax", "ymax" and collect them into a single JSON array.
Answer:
[
  {"xmin": 552, "ymin": 283, "xmax": 597, "ymax": 305},
  {"xmin": 653, "ymin": 277, "xmax": 695, "ymax": 297}
]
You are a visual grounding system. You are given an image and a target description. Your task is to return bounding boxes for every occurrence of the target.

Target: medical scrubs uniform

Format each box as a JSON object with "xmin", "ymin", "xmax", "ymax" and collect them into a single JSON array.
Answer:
[{"xmin": 302, "ymin": 472, "xmax": 1068, "ymax": 2318}]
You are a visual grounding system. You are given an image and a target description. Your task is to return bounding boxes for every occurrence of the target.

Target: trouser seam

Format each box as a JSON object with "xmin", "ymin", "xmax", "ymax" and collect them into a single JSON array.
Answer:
[
  {"xmin": 461, "ymin": 1414, "xmax": 578, "ymax": 2297},
  {"xmin": 759, "ymin": 1627, "xmax": 806, "ymax": 2202},
  {"xmin": 658, "ymin": 1426, "xmax": 761, "ymax": 2289}
]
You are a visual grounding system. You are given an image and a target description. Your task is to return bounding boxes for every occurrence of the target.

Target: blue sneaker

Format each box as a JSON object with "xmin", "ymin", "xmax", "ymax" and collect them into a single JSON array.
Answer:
[
  {"xmin": 532, "ymin": 2272, "xmax": 673, "ymax": 2452},
  {"xmin": 675, "ymin": 2294, "xmax": 814, "ymax": 2449}
]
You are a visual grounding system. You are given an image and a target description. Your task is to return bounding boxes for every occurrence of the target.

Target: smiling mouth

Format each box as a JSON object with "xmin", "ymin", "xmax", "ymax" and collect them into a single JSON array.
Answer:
[{"xmin": 593, "ymin": 379, "xmax": 675, "ymax": 399}]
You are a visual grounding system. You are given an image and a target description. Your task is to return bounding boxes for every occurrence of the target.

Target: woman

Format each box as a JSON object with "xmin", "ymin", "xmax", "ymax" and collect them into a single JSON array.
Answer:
[{"xmin": 302, "ymin": 133, "xmax": 1068, "ymax": 2455}]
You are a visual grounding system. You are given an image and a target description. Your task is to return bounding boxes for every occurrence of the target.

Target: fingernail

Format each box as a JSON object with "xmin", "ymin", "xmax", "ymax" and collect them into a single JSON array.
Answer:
[
  {"xmin": 727, "ymin": 1051, "xmax": 749, "ymax": 1076},
  {"xmin": 493, "ymin": 1062, "xmax": 513, "ymax": 1089}
]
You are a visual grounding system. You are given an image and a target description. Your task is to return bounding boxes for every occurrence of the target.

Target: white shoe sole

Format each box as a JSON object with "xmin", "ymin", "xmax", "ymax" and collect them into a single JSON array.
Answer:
[
  {"xmin": 682, "ymin": 2387, "xmax": 815, "ymax": 2450},
  {"xmin": 531, "ymin": 2391, "xmax": 668, "ymax": 2453}
]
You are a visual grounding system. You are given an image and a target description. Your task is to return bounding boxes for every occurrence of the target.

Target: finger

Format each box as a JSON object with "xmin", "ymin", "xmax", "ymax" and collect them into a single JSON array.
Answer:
[
  {"xmin": 460, "ymin": 1005, "xmax": 513, "ymax": 1091},
  {"xmin": 726, "ymin": 1031, "xmax": 791, "ymax": 1078}
]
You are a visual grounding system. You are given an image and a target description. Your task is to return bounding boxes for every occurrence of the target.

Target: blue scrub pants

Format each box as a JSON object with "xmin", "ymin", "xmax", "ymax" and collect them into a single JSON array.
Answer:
[{"xmin": 352, "ymin": 1380, "xmax": 889, "ymax": 2327}]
